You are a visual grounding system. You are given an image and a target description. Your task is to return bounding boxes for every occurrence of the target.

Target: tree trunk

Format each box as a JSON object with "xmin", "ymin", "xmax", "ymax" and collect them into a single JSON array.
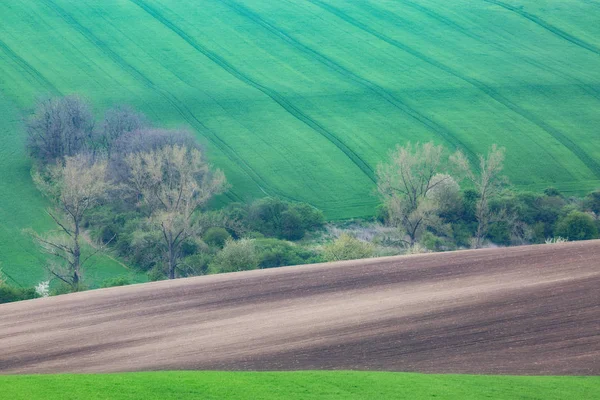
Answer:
[
  {"xmin": 168, "ymin": 242, "xmax": 176, "ymax": 280},
  {"xmin": 73, "ymin": 222, "xmax": 81, "ymax": 288}
]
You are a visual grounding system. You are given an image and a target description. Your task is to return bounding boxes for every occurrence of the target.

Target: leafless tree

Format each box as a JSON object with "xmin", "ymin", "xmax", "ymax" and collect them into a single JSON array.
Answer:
[
  {"xmin": 98, "ymin": 105, "xmax": 146, "ymax": 157},
  {"xmin": 108, "ymin": 128, "xmax": 200, "ymax": 184},
  {"xmin": 30, "ymin": 155, "xmax": 113, "ymax": 288},
  {"xmin": 125, "ymin": 145, "xmax": 227, "ymax": 279},
  {"xmin": 26, "ymin": 96, "xmax": 94, "ymax": 164},
  {"xmin": 452, "ymin": 145, "xmax": 508, "ymax": 248},
  {"xmin": 377, "ymin": 142, "xmax": 452, "ymax": 245}
]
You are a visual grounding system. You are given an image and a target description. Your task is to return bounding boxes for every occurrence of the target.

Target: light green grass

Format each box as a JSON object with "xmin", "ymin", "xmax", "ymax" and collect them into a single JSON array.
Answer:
[
  {"xmin": 1, "ymin": 0, "xmax": 600, "ymax": 282},
  {"xmin": 0, "ymin": 371, "xmax": 598, "ymax": 400}
]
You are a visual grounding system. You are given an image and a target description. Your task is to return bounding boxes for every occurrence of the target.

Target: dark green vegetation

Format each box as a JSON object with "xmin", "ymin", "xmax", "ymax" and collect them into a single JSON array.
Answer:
[{"xmin": 0, "ymin": 372, "xmax": 598, "ymax": 400}]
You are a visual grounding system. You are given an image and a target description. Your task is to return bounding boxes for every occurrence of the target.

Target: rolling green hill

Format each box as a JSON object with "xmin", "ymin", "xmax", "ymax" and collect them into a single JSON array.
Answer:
[{"xmin": 1, "ymin": 0, "xmax": 600, "ymax": 285}]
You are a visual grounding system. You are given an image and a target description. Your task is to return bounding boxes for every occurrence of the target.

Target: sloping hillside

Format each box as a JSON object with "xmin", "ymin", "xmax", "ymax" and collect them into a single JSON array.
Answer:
[
  {"xmin": 1, "ymin": 240, "xmax": 599, "ymax": 375},
  {"xmin": 2, "ymin": 0, "xmax": 600, "ymax": 283}
]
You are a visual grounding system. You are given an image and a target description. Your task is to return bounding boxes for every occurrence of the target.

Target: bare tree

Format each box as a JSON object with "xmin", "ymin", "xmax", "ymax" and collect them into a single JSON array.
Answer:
[
  {"xmin": 452, "ymin": 145, "xmax": 508, "ymax": 248},
  {"xmin": 126, "ymin": 145, "xmax": 226, "ymax": 279},
  {"xmin": 377, "ymin": 142, "xmax": 452, "ymax": 245},
  {"xmin": 98, "ymin": 105, "xmax": 146, "ymax": 157},
  {"xmin": 108, "ymin": 128, "xmax": 200, "ymax": 184},
  {"xmin": 30, "ymin": 155, "xmax": 112, "ymax": 288},
  {"xmin": 26, "ymin": 96, "xmax": 94, "ymax": 164}
]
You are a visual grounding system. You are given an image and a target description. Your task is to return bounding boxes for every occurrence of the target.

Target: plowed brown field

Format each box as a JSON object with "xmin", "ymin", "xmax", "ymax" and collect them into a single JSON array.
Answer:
[{"xmin": 1, "ymin": 241, "xmax": 599, "ymax": 375}]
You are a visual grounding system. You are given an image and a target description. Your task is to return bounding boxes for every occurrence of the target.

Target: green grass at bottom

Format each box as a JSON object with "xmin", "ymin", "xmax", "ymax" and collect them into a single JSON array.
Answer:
[{"xmin": 0, "ymin": 371, "xmax": 597, "ymax": 400}]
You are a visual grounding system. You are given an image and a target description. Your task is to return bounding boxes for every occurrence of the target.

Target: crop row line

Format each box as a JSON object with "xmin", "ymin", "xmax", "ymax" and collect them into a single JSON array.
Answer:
[
  {"xmin": 482, "ymin": 0, "xmax": 600, "ymax": 56},
  {"xmin": 129, "ymin": 0, "xmax": 376, "ymax": 183},
  {"xmin": 0, "ymin": 39, "xmax": 60, "ymax": 95},
  {"xmin": 307, "ymin": 0, "xmax": 600, "ymax": 178},
  {"xmin": 39, "ymin": 0, "xmax": 297, "ymax": 202},
  {"xmin": 373, "ymin": 0, "xmax": 600, "ymax": 102},
  {"xmin": 219, "ymin": 0, "xmax": 475, "ymax": 159}
]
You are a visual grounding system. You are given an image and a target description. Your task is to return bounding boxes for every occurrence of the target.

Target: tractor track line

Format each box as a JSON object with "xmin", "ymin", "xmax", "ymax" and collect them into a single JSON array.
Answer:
[
  {"xmin": 218, "ymin": 0, "xmax": 474, "ymax": 156},
  {"xmin": 129, "ymin": 0, "xmax": 376, "ymax": 183},
  {"xmin": 375, "ymin": 0, "xmax": 600, "ymax": 102},
  {"xmin": 307, "ymin": 0, "xmax": 600, "ymax": 178},
  {"xmin": 395, "ymin": 0, "xmax": 485, "ymax": 44},
  {"xmin": 88, "ymin": 5, "xmax": 309, "ymax": 196},
  {"xmin": 482, "ymin": 0, "xmax": 600, "ymax": 56},
  {"xmin": 0, "ymin": 39, "xmax": 60, "ymax": 95},
  {"xmin": 40, "ymin": 0, "xmax": 280, "ymax": 202}
]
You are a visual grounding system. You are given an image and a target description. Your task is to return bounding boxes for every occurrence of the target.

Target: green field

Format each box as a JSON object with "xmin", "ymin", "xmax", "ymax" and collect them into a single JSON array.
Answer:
[
  {"xmin": 1, "ymin": 0, "xmax": 600, "ymax": 284},
  {"xmin": 0, "ymin": 371, "xmax": 598, "ymax": 399}
]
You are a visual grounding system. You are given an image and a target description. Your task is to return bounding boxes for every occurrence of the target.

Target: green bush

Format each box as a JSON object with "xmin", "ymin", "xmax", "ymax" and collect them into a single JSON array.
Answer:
[
  {"xmin": 585, "ymin": 190, "xmax": 600, "ymax": 214},
  {"xmin": 451, "ymin": 222, "xmax": 473, "ymax": 248},
  {"xmin": 487, "ymin": 221, "xmax": 512, "ymax": 246},
  {"xmin": 0, "ymin": 285, "xmax": 37, "ymax": 304},
  {"xmin": 246, "ymin": 198, "xmax": 324, "ymax": 240},
  {"xmin": 50, "ymin": 282, "xmax": 88, "ymax": 296},
  {"xmin": 322, "ymin": 234, "xmax": 373, "ymax": 262},
  {"xmin": 244, "ymin": 231, "xmax": 265, "ymax": 239},
  {"xmin": 147, "ymin": 266, "xmax": 167, "ymax": 281},
  {"xmin": 254, "ymin": 238, "xmax": 320, "ymax": 269},
  {"xmin": 209, "ymin": 239, "xmax": 259, "ymax": 273},
  {"xmin": 100, "ymin": 276, "xmax": 132, "ymax": 288},
  {"xmin": 554, "ymin": 211, "xmax": 598, "ymax": 241},
  {"xmin": 203, "ymin": 227, "xmax": 232, "ymax": 249},
  {"xmin": 420, "ymin": 232, "xmax": 444, "ymax": 251},
  {"xmin": 180, "ymin": 253, "xmax": 213, "ymax": 277}
]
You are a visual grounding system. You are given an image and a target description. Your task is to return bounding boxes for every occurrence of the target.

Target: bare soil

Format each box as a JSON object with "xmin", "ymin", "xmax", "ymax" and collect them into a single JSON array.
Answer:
[{"xmin": 1, "ymin": 241, "xmax": 599, "ymax": 375}]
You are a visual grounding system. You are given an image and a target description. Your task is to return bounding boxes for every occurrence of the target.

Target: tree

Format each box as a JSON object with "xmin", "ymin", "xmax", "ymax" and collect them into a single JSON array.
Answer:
[
  {"xmin": 584, "ymin": 190, "xmax": 600, "ymax": 215},
  {"xmin": 98, "ymin": 105, "xmax": 146, "ymax": 157},
  {"xmin": 555, "ymin": 211, "xmax": 598, "ymax": 241},
  {"xmin": 0, "ymin": 265, "xmax": 5, "ymax": 287},
  {"xmin": 27, "ymin": 96, "xmax": 94, "ymax": 164},
  {"xmin": 376, "ymin": 142, "xmax": 451, "ymax": 245},
  {"xmin": 126, "ymin": 144, "xmax": 226, "ymax": 279},
  {"xmin": 109, "ymin": 128, "xmax": 200, "ymax": 183},
  {"xmin": 30, "ymin": 155, "xmax": 112, "ymax": 288},
  {"xmin": 452, "ymin": 145, "xmax": 508, "ymax": 248}
]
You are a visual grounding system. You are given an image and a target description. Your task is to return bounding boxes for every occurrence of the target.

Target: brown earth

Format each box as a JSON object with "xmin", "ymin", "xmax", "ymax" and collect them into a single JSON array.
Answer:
[{"xmin": 1, "ymin": 241, "xmax": 599, "ymax": 375}]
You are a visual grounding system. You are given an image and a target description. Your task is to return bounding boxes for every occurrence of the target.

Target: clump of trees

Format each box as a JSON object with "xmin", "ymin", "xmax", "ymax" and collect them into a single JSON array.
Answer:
[
  {"xmin": 377, "ymin": 142, "xmax": 600, "ymax": 250},
  {"xmin": 26, "ymin": 96, "xmax": 227, "ymax": 288},
  {"xmin": 22, "ymin": 96, "xmax": 326, "ymax": 293},
  {"xmin": 4, "ymin": 95, "xmax": 595, "ymax": 303},
  {"xmin": 125, "ymin": 144, "xmax": 226, "ymax": 279},
  {"xmin": 220, "ymin": 197, "xmax": 325, "ymax": 241}
]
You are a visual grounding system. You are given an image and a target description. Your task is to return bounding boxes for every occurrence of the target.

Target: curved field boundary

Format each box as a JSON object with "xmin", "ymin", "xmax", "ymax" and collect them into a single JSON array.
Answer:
[
  {"xmin": 306, "ymin": 0, "xmax": 600, "ymax": 178},
  {"xmin": 129, "ymin": 0, "xmax": 377, "ymax": 183},
  {"xmin": 483, "ymin": 0, "xmax": 600, "ymax": 56},
  {"xmin": 1, "ymin": 240, "xmax": 599, "ymax": 375},
  {"xmin": 219, "ymin": 0, "xmax": 474, "ymax": 156}
]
